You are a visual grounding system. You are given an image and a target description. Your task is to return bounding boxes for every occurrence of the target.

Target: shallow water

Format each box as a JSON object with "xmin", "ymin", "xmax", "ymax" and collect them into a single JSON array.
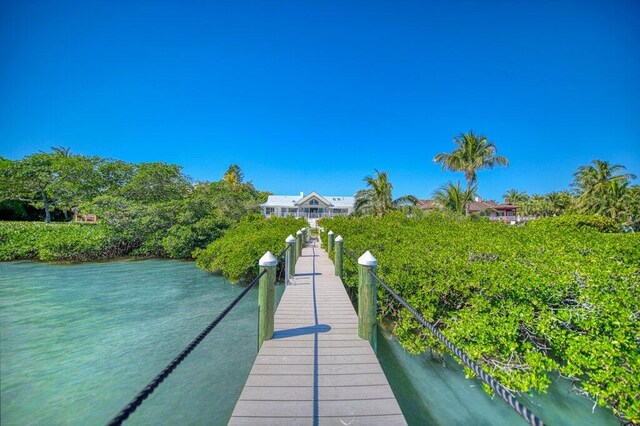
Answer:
[
  {"xmin": 0, "ymin": 260, "xmax": 620, "ymax": 425},
  {"xmin": 377, "ymin": 329, "xmax": 619, "ymax": 425}
]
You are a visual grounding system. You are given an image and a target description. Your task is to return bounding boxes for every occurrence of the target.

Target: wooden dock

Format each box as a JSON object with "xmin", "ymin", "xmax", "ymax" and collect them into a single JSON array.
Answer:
[{"xmin": 229, "ymin": 239, "xmax": 406, "ymax": 425}]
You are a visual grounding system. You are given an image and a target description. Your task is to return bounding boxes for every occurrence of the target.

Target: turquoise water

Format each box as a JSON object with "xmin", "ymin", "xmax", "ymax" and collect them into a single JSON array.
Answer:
[
  {"xmin": 0, "ymin": 260, "xmax": 620, "ymax": 425},
  {"xmin": 377, "ymin": 329, "xmax": 619, "ymax": 425}
]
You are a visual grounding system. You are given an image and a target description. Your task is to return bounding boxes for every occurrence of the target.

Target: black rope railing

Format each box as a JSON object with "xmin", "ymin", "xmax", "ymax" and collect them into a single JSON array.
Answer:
[
  {"xmin": 343, "ymin": 247, "xmax": 357, "ymax": 263},
  {"xmin": 368, "ymin": 269, "xmax": 544, "ymax": 426},
  {"xmin": 106, "ymin": 268, "xmax": 268, "ymax": 426},
  {"xmin": 277, "ymin": 244, "xmax": 290, "ymax": 260}
]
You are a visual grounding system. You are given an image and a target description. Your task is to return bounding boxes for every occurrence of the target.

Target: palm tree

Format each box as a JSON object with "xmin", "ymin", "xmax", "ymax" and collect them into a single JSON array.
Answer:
[
  {"xmin": 573, "ymin": 160, "xmax": 636, "ymax": 213},
  {"xmin": 51, "ymin": 146, "xmax": 72, "ymax": 157},
  {"xmin": 433, "ymin": 181, "xmax": 477, "ymax": 215},
  {"xmin": 545, "ymin": 191, "xmax": 574, "ymax": 216},
  {"xmin": 600, "ymin": 180, "xmax": 630, "ymax": 220},
  {"xmin": 434, "ymin": 131, "xmax": 508, "ymax": 214},
  {"xmin": 503, "ymin": 189, "xmax": 529, "ymax": 205},
  {"xmin": 354, "ymin": 170, "xmax": 417, "ymax": 216}
]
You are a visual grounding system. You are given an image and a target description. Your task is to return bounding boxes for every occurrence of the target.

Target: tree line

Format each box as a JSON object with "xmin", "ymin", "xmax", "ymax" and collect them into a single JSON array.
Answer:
[
  {"xmin": 0, "ymin": 148, "xmax": 268, "ymax": 259},
  {"xmin": 352, "ymin": 131, "xmax": 639, "ymax": 229}
]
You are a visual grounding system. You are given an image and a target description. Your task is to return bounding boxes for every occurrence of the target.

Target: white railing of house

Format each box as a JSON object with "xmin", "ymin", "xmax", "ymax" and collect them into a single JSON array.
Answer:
[{"xmin": 265, "ymin": 211, "xmax": 350, "ymax": 219}]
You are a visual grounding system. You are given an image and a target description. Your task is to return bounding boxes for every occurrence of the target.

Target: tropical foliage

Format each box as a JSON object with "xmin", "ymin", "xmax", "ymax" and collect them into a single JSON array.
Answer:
[
  {"xmin": 194, "ymin": 215, "xmax": 306, "ymax": 282},
  {"xmin": 0, "ymin": 148, "xmax": 270, "ymax": 261},
  {"xmin": 500, "ymin": 160, "xmax": 639, "ymax": 228},
  {"xmin": 573, "ymin": 160, "xmax": 638, "ymax": 223},
  {"xmin": 354, "ymin": 170, "xmax": 417, "ymax": 216},
  {"xmin": 0, "ymin": 221, "xmax": 130, "ymax": 261},
  {"xmin": 432, "ymin": 181, "xmax": 476, "ymax": 215},
  {"xmin": 434, "ymin": 131, "xmax": 508, "ymax": 214},
  {"xmin": 502, "ymin": 189, "xmax": 529, "ymax": 205},
  {"xmin": 319, "ymin": 213, "xmax": 639, "ymax": 422}
]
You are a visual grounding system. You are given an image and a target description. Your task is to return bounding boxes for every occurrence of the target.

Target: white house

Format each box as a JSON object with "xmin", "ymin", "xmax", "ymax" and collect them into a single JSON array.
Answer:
[{"xmin": 260, "ymin": 192, "xmax": 355, "ymax": 219}]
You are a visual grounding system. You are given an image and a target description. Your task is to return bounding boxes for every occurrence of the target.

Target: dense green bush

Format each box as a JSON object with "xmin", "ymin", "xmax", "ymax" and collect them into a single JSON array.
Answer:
[
  {"xmin": 162, "ymin": 215, "xmax": 232, "ymax": 259},
  {"xmin": 526, "ymin": 214, "xmax": 620, "ymax": 233},
  {"xmin": 0, "ymin": 221, "xmax": 122, "ymax": 261},
  {"xmin": 194, "ymin": 215, "xmax": 307, "ymax": 282},
  {"xmin": 319, "ymin": 212, "xmax": 639, "ymax": 422}
]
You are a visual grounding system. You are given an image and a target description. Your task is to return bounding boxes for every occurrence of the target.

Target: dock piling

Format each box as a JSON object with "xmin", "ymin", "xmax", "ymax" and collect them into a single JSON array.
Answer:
[
  {"xmin": 327, "ymin": 230, "xmax": 335, "ymax": 253},
  {"xmin": 358, "ymin": 251, "xmax": 378, "ymax": 352},
  {"xmin": 296, "ymin": 230, "xmax": 303, "ymax": 258},
  {"xmin": 334, "ymin": 235, "xmax": 343, "ymax": 277},
  {"xmin": 258, "ymin": 251, "xmax": 277, "ymax": 349},
  {"xmin": 285, "ymin": 235, "xmax": 296, "ymax": 282}
]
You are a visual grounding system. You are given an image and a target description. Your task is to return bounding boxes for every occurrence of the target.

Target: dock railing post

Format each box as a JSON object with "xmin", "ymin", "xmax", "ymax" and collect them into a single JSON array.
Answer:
[
  {"xmin": 296, "ymin": 230, "xmax": 303, "ymax": 258},
  {"xmin": 258, "ymin": 251, "xmax": 277, "ymax": 350},
  {"xmin": 285, "ymin": 234, "xmax": 296, "ymax": 284},
  {"xmin": 334, "ymin": 235, "xmax": 343, "ymax": 277},
  {"xmin": 327, "ymin": 230, "xmax": 335, "ymax": 253},
  {"xmin": 358, "ymin": 251, "xmax": 378, "ymax": 352}
]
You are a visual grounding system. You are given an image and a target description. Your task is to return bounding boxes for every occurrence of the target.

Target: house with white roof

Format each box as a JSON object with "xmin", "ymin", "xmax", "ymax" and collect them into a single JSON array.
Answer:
[{"xmin": 260, "ymin": 192, "xmax": 355, "ymax": 219}]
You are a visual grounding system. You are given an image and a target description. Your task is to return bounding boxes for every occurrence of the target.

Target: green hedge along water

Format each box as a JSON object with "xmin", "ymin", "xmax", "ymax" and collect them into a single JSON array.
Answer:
[{"xmin": 0, "ymin": 260, "xmax": 618, "ymax": 425}]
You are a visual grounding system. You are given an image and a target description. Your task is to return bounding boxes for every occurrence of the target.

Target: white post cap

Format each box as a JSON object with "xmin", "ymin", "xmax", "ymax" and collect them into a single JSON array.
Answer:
[
  {"xmin": 335, "ymin": 235, "xmax": 343, "ymax": 242},
  {"xmin": 259, "ymin": 251, "xmax": 278, "ymax": 267},
  {"xmin": 358, "ymin": 251, "xmax": 377, "ymax": 266},
  {"xmin": 285, "ymin": 234, "xmax": 296, "ymax": 243},
  {"xmin": 328, "ymin": 230, "xmax": 334, "ymax": 235},
  {"xmin": 296, "ymin": 230, "xmax": 303, "ymax": 235}
]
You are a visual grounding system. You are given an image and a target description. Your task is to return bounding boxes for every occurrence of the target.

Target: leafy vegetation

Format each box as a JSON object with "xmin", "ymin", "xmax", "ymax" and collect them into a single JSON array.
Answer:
[
  {"xmin": 433, "ymin": 131, "xmax": 508, "ymax": 214},
  {"xmin": 0, "ymin": 148, "xmax": 270, "ymax": 262},
  {"xmin": 354, "ymin": 170, "xmax": 417, "ymax": 216},
  {"xmin": 498, "ymin": 160, "xmax": 639, "ymax": 229},
  {"xmin": 432, "ymin": 181, "xmax": 477, "ymax": 215},
  {"xmin": 0, "ymin": 222, "xmax": 121, "ymax": 261},
  {"xmin": 195, "ymin": 215, "xmax": 306, "ymax": 282},
  {"xmin": 319, "ymin": 213, "xmax": 639, "ymax": 422}
]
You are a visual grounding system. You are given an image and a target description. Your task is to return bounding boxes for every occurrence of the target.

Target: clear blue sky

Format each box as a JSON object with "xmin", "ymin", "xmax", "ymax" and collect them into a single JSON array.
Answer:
[{"xmin": 1, "ymin": 0, "xmax": 638, "ymax": 201}]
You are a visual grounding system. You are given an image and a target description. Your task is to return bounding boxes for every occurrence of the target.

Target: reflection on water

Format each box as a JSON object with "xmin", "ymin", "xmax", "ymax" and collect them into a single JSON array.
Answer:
[{"xmin": 0, "ymin": 260, "xmax": 620, "ymax": 425}]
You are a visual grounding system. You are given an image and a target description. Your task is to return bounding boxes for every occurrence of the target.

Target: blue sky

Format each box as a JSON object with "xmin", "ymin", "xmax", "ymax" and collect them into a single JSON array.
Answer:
[{"xmin": 1, "ymin": 0, "xmax": 638, "ymax": 201}]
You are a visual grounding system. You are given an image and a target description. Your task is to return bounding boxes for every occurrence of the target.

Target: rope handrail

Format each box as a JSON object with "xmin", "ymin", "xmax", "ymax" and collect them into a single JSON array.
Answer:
[
  {"xmin": 343, "ymin": 247, "xmax": 358, "ymax": 263},
  {"xmin": 106, "ymin": 268, "xmax": 268, "ymax": 426},
  {"xmin": 368, "ymin": 269, "xmax": 544, "ymax": 426},
  {"xmin": 277, "ymin": 244, "xmax": 290, "ymax": 260}
]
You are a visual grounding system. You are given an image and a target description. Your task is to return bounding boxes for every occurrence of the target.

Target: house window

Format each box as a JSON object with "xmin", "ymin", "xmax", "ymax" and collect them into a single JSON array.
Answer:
[
  {"xmin": 309, "ymin": 199, "xmax": 319, "ymax": 205},
  {"xmin": 265, "ymin": 207, "xmax": 275, "ymax": 214}
]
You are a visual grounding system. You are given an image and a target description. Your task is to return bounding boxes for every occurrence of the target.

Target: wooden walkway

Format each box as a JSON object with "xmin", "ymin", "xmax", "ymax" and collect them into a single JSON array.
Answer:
[{"xmin": 229, "ymin": 239, "xmax": 406, "ymax": 425}]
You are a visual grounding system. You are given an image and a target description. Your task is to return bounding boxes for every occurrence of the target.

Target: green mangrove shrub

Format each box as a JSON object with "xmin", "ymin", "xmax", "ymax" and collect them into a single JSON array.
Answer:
[
  {"xmin": 319, "ymin": 212, "xmax": 639, "ymax": 422},
  {"xmin": 194, "ymin": 215, "xmax": 307, "ymax": 282}
]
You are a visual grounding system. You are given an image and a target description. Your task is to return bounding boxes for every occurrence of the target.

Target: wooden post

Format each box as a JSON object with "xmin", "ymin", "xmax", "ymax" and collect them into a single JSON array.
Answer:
[
  {"xmin": 285, "ymin": 234, "xmax": 296, "ymax": 282},
  {"xmin": 358, "ymin": 251, "xmax": 378, "ymax": 352},
  {"xmin": 258, "ymin": 251, "xmax": 277, "ymax": 350},
  {"xmin": 328, "ymin": 230, "xmax": 335, "ymax": 253},
  {"xmin": 296, "ymin": 230, "xmax": 303, "ymax": 258},
  {"xmin": 334, "ymin": 235, "xmax": 344, "ymax": 277}
]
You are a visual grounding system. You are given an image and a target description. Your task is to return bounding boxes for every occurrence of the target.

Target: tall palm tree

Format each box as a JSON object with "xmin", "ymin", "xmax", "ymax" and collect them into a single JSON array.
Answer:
[
  {"xmin": 354, "ymin": 170, "xmax": 417, "ymax": 216},
  {"xmin": 434, "ymin": 131, "xmax": 508, "ymax": 213},
  {"xmin": 503, "ymin": 189, "xmax": 529, "ymax": 205},
  {"xmin": 600, "ymin": 179, "xmax": 630, "ymax": 220},
  {"xmin": 573, "ymin": 160, "xmax": 636, "ymax": 212},
  {"xmin": 433, "ymin": 181, "xmax": 476, "ymax": 215}
]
